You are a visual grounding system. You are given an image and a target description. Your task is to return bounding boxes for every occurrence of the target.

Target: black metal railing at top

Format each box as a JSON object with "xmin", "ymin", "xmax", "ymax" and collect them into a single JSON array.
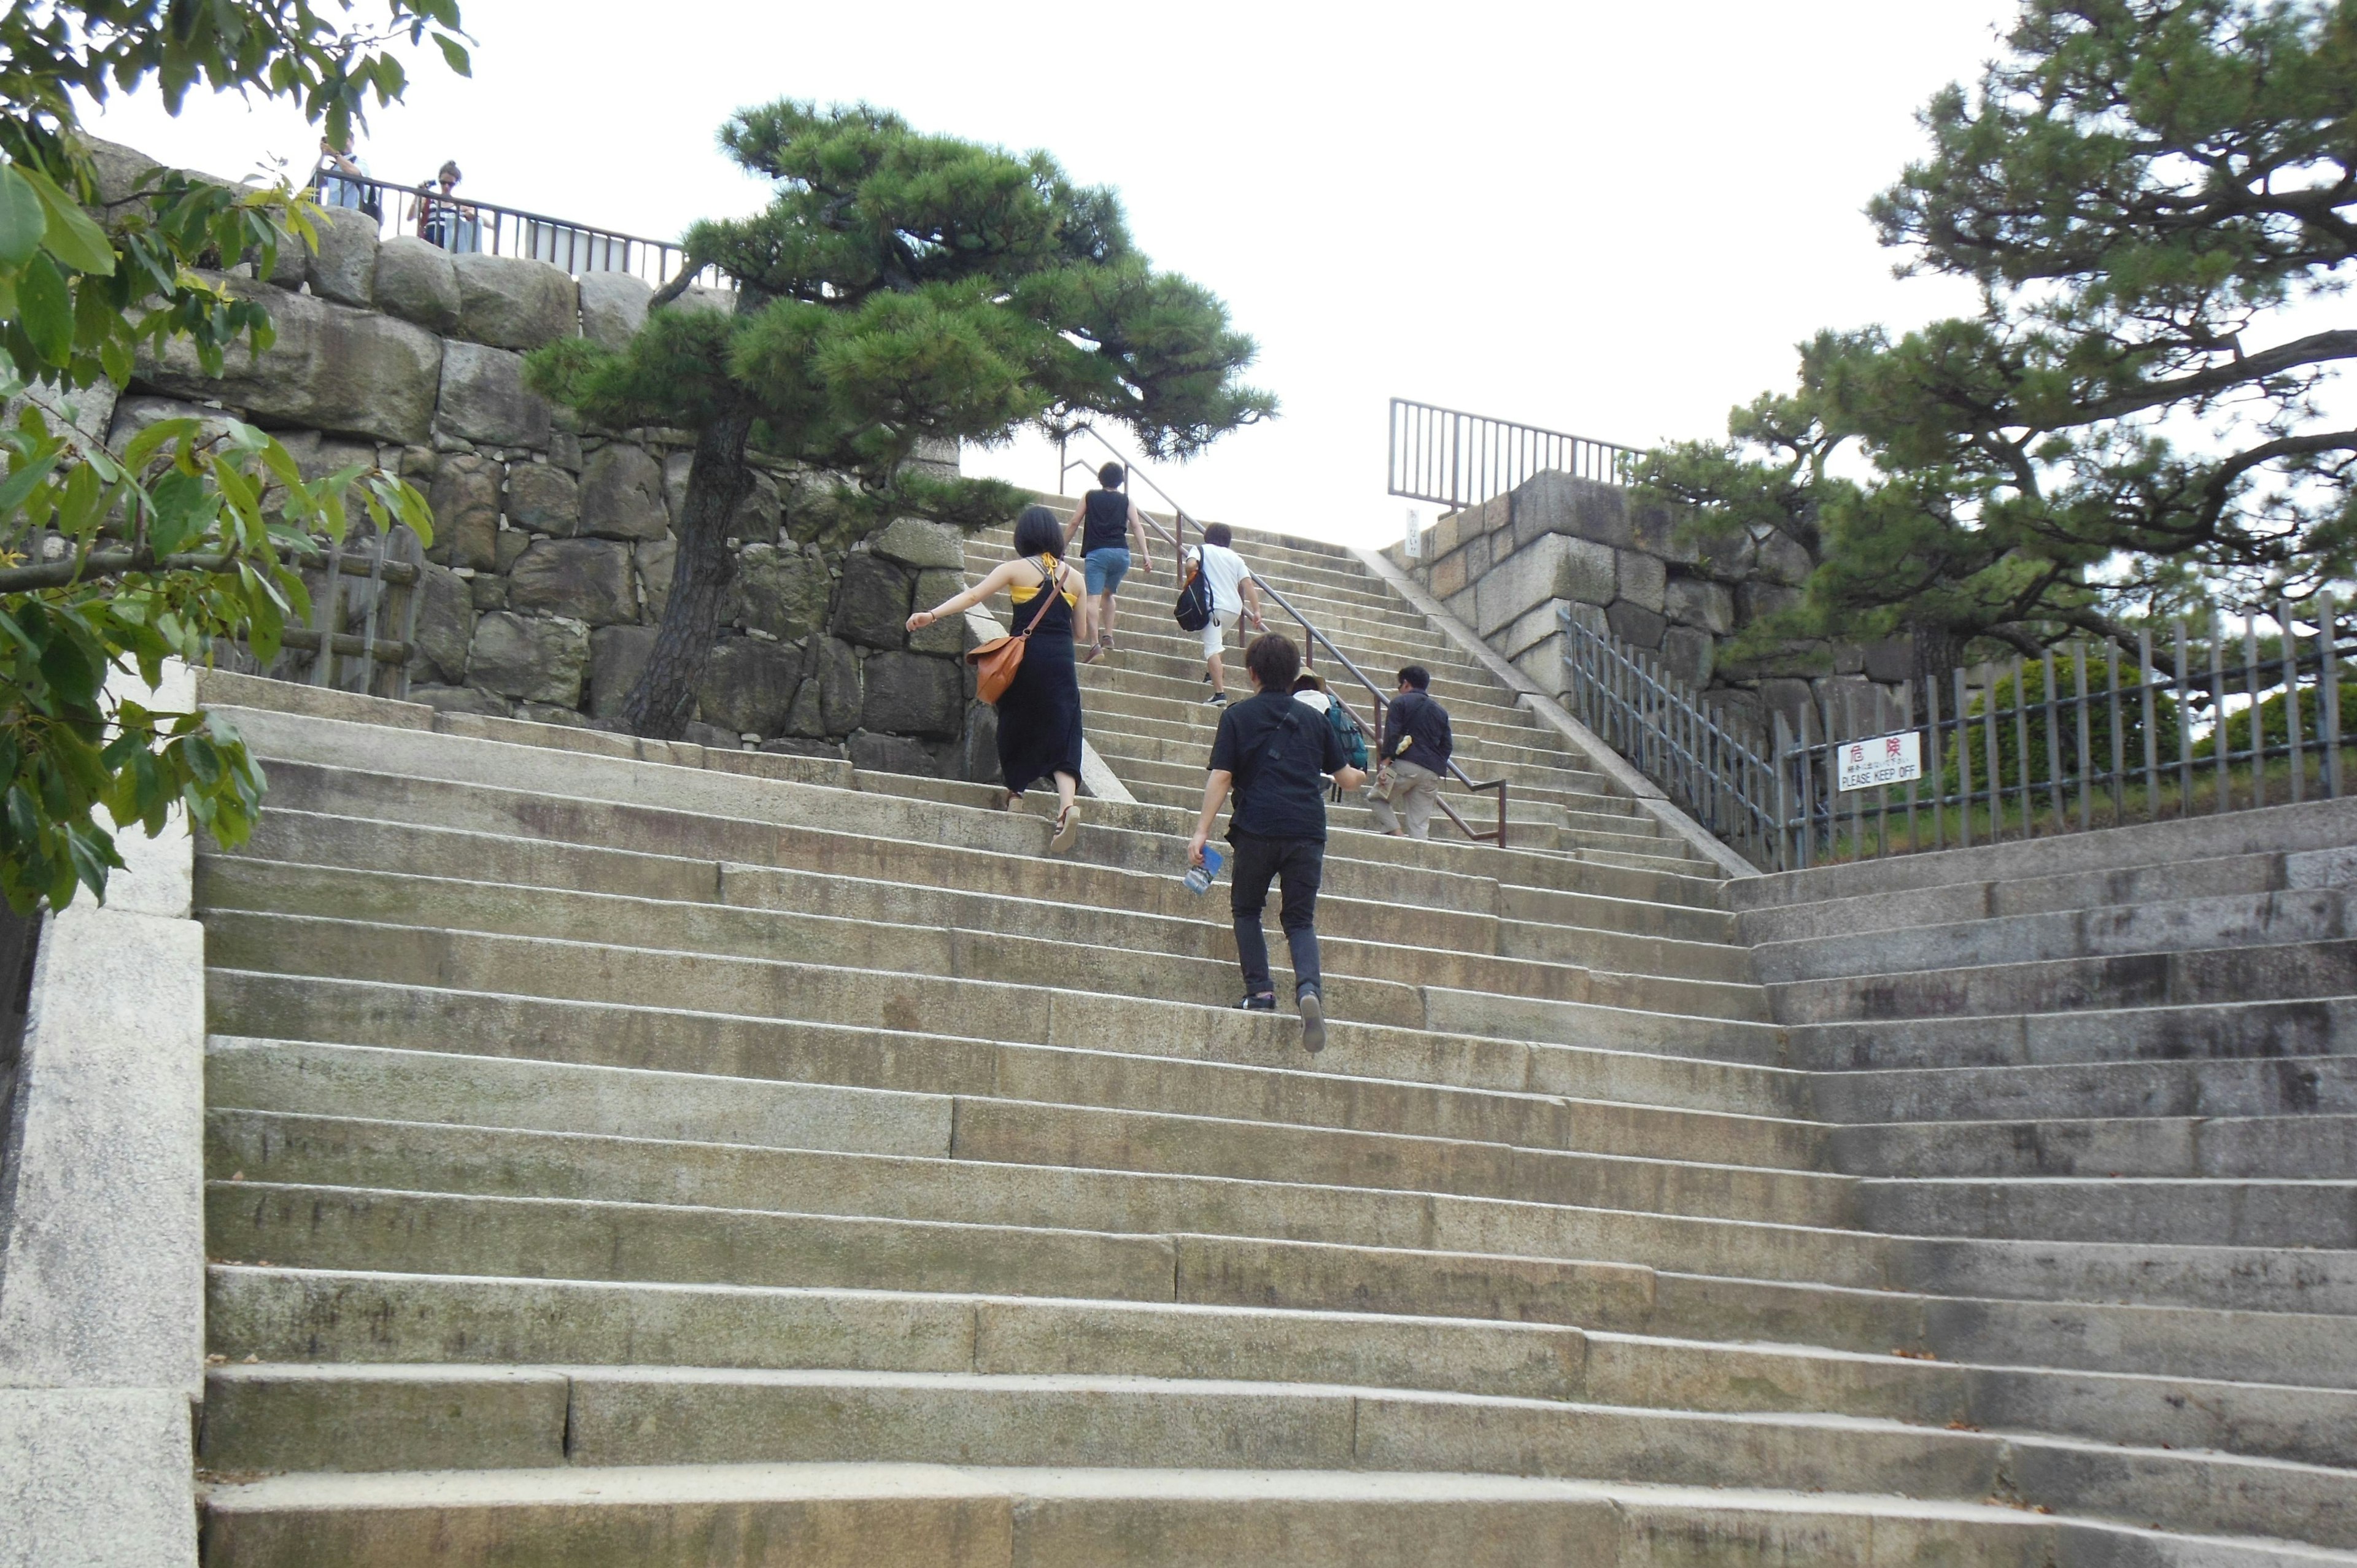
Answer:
[
  {"xmin": 1388, "ymin": 397, "xmax": 1639, "ymax": 514},
  {"xmin": 1563, "ymin": 596, "xmax": 2357, "ymax": 873},
  {"xmin": 309, "ymin": 168, "xmax": 700, "ymax": 286},
  {"xmin": 1055, "ymin": 425, "xmax": 1511, "ymax": 846}
]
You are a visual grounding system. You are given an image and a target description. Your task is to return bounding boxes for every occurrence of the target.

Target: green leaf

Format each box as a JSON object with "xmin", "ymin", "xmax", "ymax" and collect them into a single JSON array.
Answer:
[
  {"xmin": 17, "ymin": 252, "xmax": 72, "ymax": 366},
  {"xmin": 434, "ymin": 33, "xmax": 473, "ymax": 77},
  {"xmin": 38, "ymin": 631, "xmax": 101, "ymax": 706},
  {"xmin": 0, "ymin": 449, "xmax": 61, "ymax": 517},
  {"xmin": 17, "ymin": 165, "xmax": 116, "ymax": 277},
  {"xmin": 0, "ymin": 166, "xmax": 46, "ymax": 269}
]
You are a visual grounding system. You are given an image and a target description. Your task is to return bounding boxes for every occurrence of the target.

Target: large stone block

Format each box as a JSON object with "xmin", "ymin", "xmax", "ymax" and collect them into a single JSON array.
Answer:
[
  {"xmin": 731, "ymin": 544, "xmax": 830, "ymax": 641},
  {"xmin": 425, "ymin": 454, "xmax": 500, "ymax": 570},
  {"xmin": 733, "ymin": 470, "xmax": 782, "ymax": 545},
  {"xmin": 466, "ymin": 611, "xmax": 589, "ymax": 706},
  {"xmin": 576, "ymin": 444, "xmax": 670, "ymax": 541},
  {"xmin": 308, "ymin": 206, "xmax": 379, "ymax": 307},
  {"xmin": 577, "ymin": 271, "xmax": 652, "ymax": 352},
  {"xmin": 408, "ymin": 682, "xmax": 512, "ymax": 717},
  {"xmin": 1757, "ymin": 677, "xmax": 1815, "ymax": 728},
  {"xmin": 434, "ymin": 340, "xmax": 551, "ymax": 449},
  {"xmin": 508, "ymin": 538, "xmax": 638, "ymax": 627},
  {"xmin": 503, "ymin": 461, "xmax": 579, "ymax": 533},
  {"xmin": 1627, "ymin": 496, "xmax": 1701, "ymax": 565},
  {"xmin": 635, "ymin": 538, "xmax": 676, "ymax": 620},
  {"xmin": 1863, "ymin": 635, "xmax": 1916, "ymax": 686},
  {"xmin": 872, "ymin": 516, "xmax": 964, "ymax": 571},
  {"xmin": 452, "ymin": 252, "xmax": 578, "ymax": 350},
  {"xmin": 831, "ymin": 551, "xmax": 912, "ymax": 651},
  {"xmin": 959, "ymin": 700, "xmax": 1000, "ymax": 784},
  {"xmin": 909, "ymin": 569, "xmax": 966, "ymax": 655},
  {"xmin": 410, "ymin": 562, "xmax": 473, "ymax": 682},
  {"xmin": 136, "ymin": 275, "xmax": 441, "ymax": 444},
  {"xmin": 1757, "ymin": 530, "xmax": 1814, "ymax": 586},
  {"xmin": 1658, "ymin": 624, "xmax": 1716, "ymax": 687},
  {"xmin": 1606, "ymin": 600, "xmax": 1667, "ymax": 649},
  {"xmin": 1615, "ymin": 549, "xmax": 1667, "ymax": 613},
  {"xmin": 1555, "ymin": 536, "xmax": 1617, "ymax": 609},
  {"xmin": 782, "ymin": 679, "xmax": 826, "ymax": 737},
  {"xmin": 372, "ymin": 238, "xmax": 460, "ymax": 334},
  {"xmin": 861, "ymin": 649, "xmax": 964, "ymax": 738},
  {"xmin": 809, "ymin": 636, "xmax": 862, "ymax": 733},
  {"xmin": 697, "ymin": 636, "xmax": 801, "ymax": 735},
  {"xmin": 587, "ymin": 624, "xmax": 657, "ymax": 718},
  {"xmin": 1664, "ymin": 577, "xmax": 1735, "ymax": 634},
  {"xmin": 849, "ymin": 729, "xmax": 942, "ymax": 777},
  {"xmin": 1736, "ymin": 580, "xmax": 1805, "ymax": 625}
]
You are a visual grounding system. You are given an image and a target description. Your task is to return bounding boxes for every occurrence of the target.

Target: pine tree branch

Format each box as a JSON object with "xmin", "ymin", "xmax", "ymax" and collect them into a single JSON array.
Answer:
[{"xmin": 2078, "ymin": 330, "xmax": 2357, "ymax": 422}]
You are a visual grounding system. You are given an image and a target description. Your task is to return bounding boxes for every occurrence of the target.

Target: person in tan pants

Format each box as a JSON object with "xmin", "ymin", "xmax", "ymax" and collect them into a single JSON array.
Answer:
[{"xmin": 1371, "ymin": 665, "xmax": 1452, "ymax": 840}]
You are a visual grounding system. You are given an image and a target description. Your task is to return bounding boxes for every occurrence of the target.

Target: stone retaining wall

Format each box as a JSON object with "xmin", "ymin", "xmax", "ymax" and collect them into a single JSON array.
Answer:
[
  {"xmin": 80, "ymin": 137, "xmax": 992, "ymax": 780},
  {"xmin": 1384, "ymin": 470, "xmax": 1907, "ymax": 733}
]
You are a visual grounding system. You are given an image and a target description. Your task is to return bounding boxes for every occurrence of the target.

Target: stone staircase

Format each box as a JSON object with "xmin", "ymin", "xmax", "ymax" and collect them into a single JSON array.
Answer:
[
  {"xmin": 963, "ymin": 517, "xmax": 1724, "ymax": 876},
  {"xmin": 180, "ymin": 573, "xmax": 2357, "ymax": 1561}
]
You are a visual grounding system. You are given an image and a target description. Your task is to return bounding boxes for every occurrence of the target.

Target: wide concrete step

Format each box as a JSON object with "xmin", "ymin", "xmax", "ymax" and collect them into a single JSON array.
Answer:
[
  {"xmin": 209, "ymin": 1019, "xmax": 1814, "ymax": 1170},
  {"xmin": 204, "ymin": 969, "xmax": 1808, "ymax": 1124},
  {"xmin": 226, "ymin": 808, "xmax": 1752, "ymax": 985},
  {"xmin": 201, "ymin": 908, "xmax": 1787, "ymax": 1065},
  {"xmin": 206, "ymin": 1095, "xmax": 1860, "ymax": 1257},
  {"xmin": 192, "ymin": 1363, "xmax": 2357, "ymax": 1549},
  {"xmin": 200, "ymin": 855, "xmax": 1774, "ymax": 1024},
  {"xmin": 1085, "ymin": 706, "xmax": 1615, "ymax": 788},
  {"xmin": 204, "ymin": 1110, "xmax": 2357, "ymax": 1318},
  {"xmin": 197, "ymin": 992, "xmax": 2357, "ymax": 1390},
  {"xmin": 1736, "ymin": 848, "xmax": 2313, "ymax": 946},
  {"xmin": 1088, "ymin": 722, "xmax": 1624, "ymax": 803},
  {"xmin": 1792, "ymin": 993, "xmax": 2357, "ymax": 1075},
  {"xmin": 1754, "ymin": 887, "xmax": 2356, "ymax": 986},
  {"xmin": 1835, "ymin": 1112, "xmax": 2357, "ymax": 1181},
  {"xmin": 207, "ymin": 1265, "xmax": 2357, "ymax": 1469},
  {"xmin": 1769, "ymin": 935, "xmax": 2357, "ymax": 1025},
  {"xmin": 1857, "ymin": 1174, "xmax": 2357, "ymax": 1249},
  {"xmin": 225, "ymin": 706, "xmax": 1728, "ymax": 907}
]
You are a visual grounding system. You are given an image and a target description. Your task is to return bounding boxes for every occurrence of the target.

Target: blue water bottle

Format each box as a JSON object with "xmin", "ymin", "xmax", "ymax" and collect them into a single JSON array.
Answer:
[{"xmin": 1183, "ymin": 844, "xmax": 1224, "ymax": 895}]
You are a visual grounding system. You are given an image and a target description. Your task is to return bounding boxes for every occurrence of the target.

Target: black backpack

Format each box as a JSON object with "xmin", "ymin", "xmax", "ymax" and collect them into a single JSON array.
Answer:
[{"xmin": 1174, "ymin": 558, "xmax": 1212, "ymax": 631}]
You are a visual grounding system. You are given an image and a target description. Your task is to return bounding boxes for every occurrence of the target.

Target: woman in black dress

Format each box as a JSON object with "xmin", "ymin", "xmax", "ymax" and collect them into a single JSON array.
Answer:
[{"xmin": 906, "ymin": 506, "xmax": 1093, "ymax": 851}]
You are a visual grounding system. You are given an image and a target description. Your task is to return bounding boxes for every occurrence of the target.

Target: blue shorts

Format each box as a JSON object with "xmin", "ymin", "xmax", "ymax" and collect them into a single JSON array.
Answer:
[{"xmin": 1083, "ymin": 547, "xmax": 1132, "ymax": 595}]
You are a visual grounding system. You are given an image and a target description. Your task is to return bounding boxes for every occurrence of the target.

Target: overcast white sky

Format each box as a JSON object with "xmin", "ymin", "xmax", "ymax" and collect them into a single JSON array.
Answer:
[{"xmin": 90, "ymin": 0, "xmax": 2028, "ymax": 545}]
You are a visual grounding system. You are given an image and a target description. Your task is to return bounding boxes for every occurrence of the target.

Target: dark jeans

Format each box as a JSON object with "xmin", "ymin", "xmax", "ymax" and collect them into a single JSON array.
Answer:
[{"xmin": 1228, "ymin": 831, "xmax": 1325, "ymax": 1001}]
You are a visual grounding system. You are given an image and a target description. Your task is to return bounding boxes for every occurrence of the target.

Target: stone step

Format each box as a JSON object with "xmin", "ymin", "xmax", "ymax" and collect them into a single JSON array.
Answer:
[
  {"xmin": 199, "ymin": 855, "xmax": 1774, "ymax": 1024},
  {"xmin": 192, "ymin": 1363, "xmax": 2357, "ymax": 1548},
  {"xmin": 1792, "ymin": 993, "xmax": 2357, "ymax": 1075},
  {"xmin": 1809, "ymin": 1038, "xmax": 2357, "ymax": 1126},
  {"xmin": 228, "ymin": 805, "xmax": 1746, "ymax": 978},
  {"xmin": 198, "ymin": 1460, "xmax": 2357, "ymax": 1568},
  {"xmin": 204, "ymin": 1108, "xmax": 2357, "ymax": 1318},
  {"xmin": 1857, "ymin": 1174, "xmax": 2357, "ymax": 1249},
  {"xmin": 1735, "ymin": 848, "xmax": 2312, "ymax": 946},
  {"xmin": 204, "ymin": 969, "xmax": 1808, "ymax": 1124},
  {"xmin": 1726, "ymin": 795, "xmax": 2357, "ymax": 913},
  {"xmin": 207, "ymin": 1034, "xmax": 1821, "ymax": 1178},
  {"xmin": 1754, "ymin": 887, "xmax": 2356, "ymax": 986},
  {"xmin": 224, "ymin": 706, "xmax": 1732, "ymax": 907},
  {"xmin": 1067, "ymin": 654, "xmax": 1544, "ymax": 730},
  {"xmin": 196, "ymin": 987, "xmax": 2357, "ymax": 1391},
  {"xmin": 208, "ymin": 1084, "xmax": 1856, "ymax": 1248},
  {"xmin": 1834, "ymin": 1112, "xmax": 2357, "ymax": 1181},
  {"xmin": 199, "ymin": 908, "xmax": 1787, "ymax": 1065},
  {"xmin": 1770, "ymin": 935, "xmax": 2357, "ymax": 1026},
  {"xmin": 206, "ymin": 1264, "xmax": 2357, "ymax": 1469},
  {"xmin": 1083, "ymin": 708, "xmax": 1614, "ymax": 787},
  {"xmin": 1105, "ymin": 752, "xmax": 1654, "ymax": 837}
]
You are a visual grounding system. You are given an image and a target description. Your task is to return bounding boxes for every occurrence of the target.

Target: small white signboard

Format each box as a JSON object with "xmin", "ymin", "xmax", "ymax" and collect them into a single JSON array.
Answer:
[
  {"xmin": 1403, "ymin": 508, "xmax": 1423, "ymax": 559},
  {"xmin": 1836, "ymin": 730, "xmax": 1922, "ymax": 792}
]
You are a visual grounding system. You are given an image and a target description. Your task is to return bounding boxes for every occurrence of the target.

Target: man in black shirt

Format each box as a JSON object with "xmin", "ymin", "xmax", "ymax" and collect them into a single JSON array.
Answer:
[
  {"xmin": 1372, "ymin": 664, "xmax": 1453, "ymax": 840},
  {"xmin": 1187, "ymin": 633, "xmax": 1366, "ymax": 1052}
]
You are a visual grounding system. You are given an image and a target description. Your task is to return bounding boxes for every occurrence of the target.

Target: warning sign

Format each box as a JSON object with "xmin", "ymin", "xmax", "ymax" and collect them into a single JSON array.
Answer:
[{"xmin": 1836, "ymin": 730, "xmax": 1922, "ymax": 792}]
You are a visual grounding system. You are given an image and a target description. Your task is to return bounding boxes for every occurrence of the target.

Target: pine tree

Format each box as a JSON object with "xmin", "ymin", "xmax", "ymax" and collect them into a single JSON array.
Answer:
[
  {"xmin": 1638, "ymin": 0, "xmax": 2357, "ymax": 678},
  {"xmin": 528, "ymin": 101, "xmax": 1275, "ymax": 740}
]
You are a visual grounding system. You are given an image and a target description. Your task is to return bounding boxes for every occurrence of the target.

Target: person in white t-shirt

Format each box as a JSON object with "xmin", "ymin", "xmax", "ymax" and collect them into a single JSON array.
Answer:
[{"xmin": 1188, "ymin": 522, "xmax": 1263, "ymax": 706}]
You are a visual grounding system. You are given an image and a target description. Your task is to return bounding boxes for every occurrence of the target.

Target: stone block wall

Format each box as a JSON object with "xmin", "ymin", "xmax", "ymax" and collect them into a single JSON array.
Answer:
[
  {"xmin": 87, "ymin": 138, "xmax": 991, "ymax": 779},
  {"xmin": 1385, "ymin": 470, "xmax": 1910, "ymax": 735}
]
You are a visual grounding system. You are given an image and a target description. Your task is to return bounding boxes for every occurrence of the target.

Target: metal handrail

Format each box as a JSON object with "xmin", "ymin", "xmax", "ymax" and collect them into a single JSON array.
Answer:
[
  {"xmin": 310, "ymin": 169, "xmax": 698, "ymax": 285},
  {"xmin": 1057, "ymin": 426, "xmax": 1509, "ymax": 846},
  {"xmin": 1387, "ymin": 396, "xmax": 1639, "ymax": 512}
]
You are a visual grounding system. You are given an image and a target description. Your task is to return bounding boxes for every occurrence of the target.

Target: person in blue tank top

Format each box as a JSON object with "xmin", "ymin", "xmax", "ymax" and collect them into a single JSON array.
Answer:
[{"xmin": 1062, "ymin": 462, "xmax": 1158, "ymax": 663}]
